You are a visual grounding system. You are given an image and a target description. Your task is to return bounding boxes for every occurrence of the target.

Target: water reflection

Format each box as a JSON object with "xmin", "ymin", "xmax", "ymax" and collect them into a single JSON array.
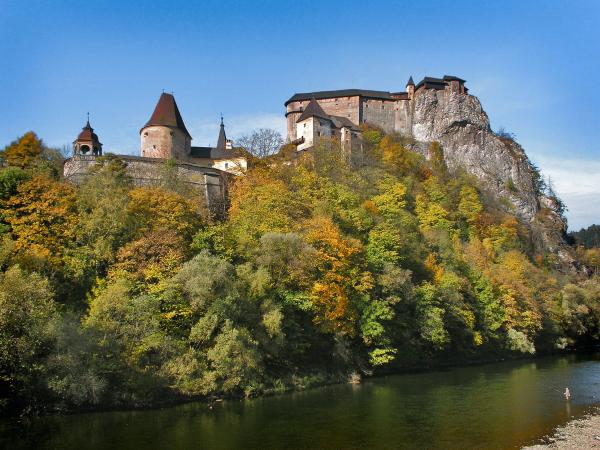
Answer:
[{"xmin": 2, "ymin": 354, "xmax": 599, "ymax": 450}]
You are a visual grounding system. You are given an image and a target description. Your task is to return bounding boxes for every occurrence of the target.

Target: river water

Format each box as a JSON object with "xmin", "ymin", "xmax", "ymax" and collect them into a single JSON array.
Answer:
[{"xmin": 2, "ymin": 354, "xmax": 599, "ymax": 450}]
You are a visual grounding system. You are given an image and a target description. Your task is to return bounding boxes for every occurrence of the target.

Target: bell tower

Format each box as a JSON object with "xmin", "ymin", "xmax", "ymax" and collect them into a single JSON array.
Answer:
[{"xmin": 73, "ymin": 114, "xmax": 102, "ymax": 156}]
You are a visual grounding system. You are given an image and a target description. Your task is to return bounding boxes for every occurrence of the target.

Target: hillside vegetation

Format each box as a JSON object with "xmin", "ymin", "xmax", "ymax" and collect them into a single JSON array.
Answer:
[{"xmin": 1, "ymin": 130, "xmax": 599, "ymax": 415}]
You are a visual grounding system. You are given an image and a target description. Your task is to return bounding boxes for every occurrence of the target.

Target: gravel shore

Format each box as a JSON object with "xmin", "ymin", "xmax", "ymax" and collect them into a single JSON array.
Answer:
[{"xmin": 523, "ymin": 408, "xmax": 600, "ymax": 449}]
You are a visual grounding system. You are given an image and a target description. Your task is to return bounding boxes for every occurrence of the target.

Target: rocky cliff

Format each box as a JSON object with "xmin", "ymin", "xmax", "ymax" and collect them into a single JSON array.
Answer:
[{"xmin": 408, "ymin": 89, "xmax": 572, "ymax": 266}]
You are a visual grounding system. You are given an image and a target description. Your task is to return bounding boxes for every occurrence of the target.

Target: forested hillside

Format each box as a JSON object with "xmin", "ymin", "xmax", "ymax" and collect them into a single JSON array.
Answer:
[
  {"xmin": 1, "ymin": 130, "xmax": 599, "ymax": 415},
  {"xmin": 570, "ymin": 224, "xmax": 600, "ymax": 248}
]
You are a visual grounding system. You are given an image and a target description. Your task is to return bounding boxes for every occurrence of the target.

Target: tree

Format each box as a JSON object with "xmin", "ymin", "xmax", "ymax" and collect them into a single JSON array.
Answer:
[
  {"xmin": 3, "ymin": 176, "xmax": 78, "ymax": 271},
  {"xmin": 304, "ymin": 217, "xmax": 372, "ymax": 335},
  {"xmin": 227, "ymin": 168, "xmax": 308, "ymax": 254},
  {"xmin": 0, "ymin": 132, "xmax": 43, "ymax": 168},
  {"xmin": 0, "ymin": 132, "xmax": 64, "ymax": 177},
  {"xmin": 254, "ymin": 232, "xmax": 316, "ymax": 290},
  {"xmin": 0, "ymin": 167, "xmax": 29, "ymax": 200},
  {"xmin": 570, "ymin": 224, "xmax": 600, "ymax": 249},
  {"xmin": 111, "ymin": 229, "xmax": 186, "ymax": 282},
  {"xmin": 236, "ymin": 128, "xmax": 284, "ymax": 158},
  {"xmin": 66, "ymin": 156, "xmax": 135, "ymax": 285},
  {"xmin": 127, "ymin": 187, "xmax": 203, "ymax": 240},
  {"xmin": 0, "ymin": 266, "xmax": 57, "ymax": 412}
]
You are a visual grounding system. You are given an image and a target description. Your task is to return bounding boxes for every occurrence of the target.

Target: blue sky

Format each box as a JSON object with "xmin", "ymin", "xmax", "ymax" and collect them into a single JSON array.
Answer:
[{"xmin": 1, "ymin": 0, "xmax": 599, "ymax": 229}]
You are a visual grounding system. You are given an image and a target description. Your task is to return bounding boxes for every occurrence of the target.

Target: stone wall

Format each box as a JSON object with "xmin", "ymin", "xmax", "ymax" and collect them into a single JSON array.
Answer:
[
  {"xmin": 394, "ymin": 99, "xmax": 412, "ymax": 135},
  {"xmin": 140, "ymin": 125, "xmax": 191, "ymax": 159},
  {"xmin": 362, "ymin": 98, "xmax": 396, "ymax": 133},
  {"xmin": 63, "ymin": 155, "xmax": 228, "ymax": 214}
]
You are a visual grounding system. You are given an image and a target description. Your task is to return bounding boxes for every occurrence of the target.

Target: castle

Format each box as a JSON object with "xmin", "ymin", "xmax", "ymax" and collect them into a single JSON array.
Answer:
[
  {"xmin": 64, "ymin": 75, "xmax": 468, "ymax": 211},
  {"xmin": 285, "ymin": 75, "xmax": 467, "ymax": 151},
  {"xmin": 65, "ymin": 93, "xmax": 248, "ymax": 212}
]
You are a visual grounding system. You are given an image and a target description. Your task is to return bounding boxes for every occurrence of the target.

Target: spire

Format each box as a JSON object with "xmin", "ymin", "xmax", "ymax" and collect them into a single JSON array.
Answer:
[
  {"xmin": 86, "ymin": 112, "xmax": 90, "ymax": 128},
  {"xmin": 407, "ymin": 76, "xmax": 415, "ymax": 87},
  {"xmin": 142, "ymin": 92, "xmax": 191, "ymax": 138},
  {"xmin": 216, "ymin": 116, "xmax": 227, "ymax": 150}
]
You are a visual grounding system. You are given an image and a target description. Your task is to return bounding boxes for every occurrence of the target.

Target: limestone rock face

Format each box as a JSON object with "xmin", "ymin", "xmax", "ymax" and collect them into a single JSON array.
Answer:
[{"xmin": 409, "ymin": 89, "xmax": 572, "ymax": 265}]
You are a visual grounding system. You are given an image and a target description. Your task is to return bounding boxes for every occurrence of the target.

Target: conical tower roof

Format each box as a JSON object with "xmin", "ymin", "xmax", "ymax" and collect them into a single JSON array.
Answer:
[
  {"xmin": 407, "ymin": 76, "xmax": 415, "ymax": 86},
  {"xmin": 142, "ymin": 93, "xmax": 191, "ymax": 138},
  {"xmin": 296, "ymin": 98, "xmax": 330, "ymax": 123},
  {"xmin": 216, "ymin": 116, "xmax": 227, "ymax": 150}
]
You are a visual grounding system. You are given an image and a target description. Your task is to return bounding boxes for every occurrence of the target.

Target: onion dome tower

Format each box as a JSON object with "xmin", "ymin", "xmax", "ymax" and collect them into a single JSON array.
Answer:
[
  {"xmin": 73, "ymin": 115, "xmax": 102, "ymax": 156},
  {"xmin": 140, "ymin": 92, "xmax": 192, "ymax": 159}
]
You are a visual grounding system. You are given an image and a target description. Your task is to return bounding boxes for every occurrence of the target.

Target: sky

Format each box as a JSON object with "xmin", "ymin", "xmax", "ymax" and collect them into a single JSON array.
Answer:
[{"xmin": 1, "ymin": 0, "xmax": 599, "ymax": 230}]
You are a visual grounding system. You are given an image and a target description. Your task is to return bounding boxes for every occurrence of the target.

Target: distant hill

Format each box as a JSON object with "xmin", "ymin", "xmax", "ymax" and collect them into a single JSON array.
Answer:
[{"xmin": 569, "ymin": 224, "xmax": 600, "ymax": 248}]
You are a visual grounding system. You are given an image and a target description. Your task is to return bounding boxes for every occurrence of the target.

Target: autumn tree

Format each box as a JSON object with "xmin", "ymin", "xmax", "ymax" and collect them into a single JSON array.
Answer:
[
  {"xmin": 3, "ymin": 176, "xmax": 77, "ymax": 271},
  {"xmin": 0, "ymin": 132, "xmax": 44, "ymax": 168},
  {"xmin": 127, "ymin": 187, "xmax": 203, "ymax": 240}
]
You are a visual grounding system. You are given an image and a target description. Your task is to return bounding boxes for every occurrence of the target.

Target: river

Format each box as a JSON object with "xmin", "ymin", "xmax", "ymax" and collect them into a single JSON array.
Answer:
[{"xmin": 2, "ymin": 353, "xmax": 599, "ymax": 449}]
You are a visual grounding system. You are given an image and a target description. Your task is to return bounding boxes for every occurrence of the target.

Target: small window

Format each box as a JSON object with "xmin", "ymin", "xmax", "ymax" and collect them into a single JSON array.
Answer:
[
  {"xmin": 225, "ymin": 163, "xmax": 229, "ymax": 169},
  {"xmin": 317, "ymin": 131, "xmax": 321, "ymax": 137}
]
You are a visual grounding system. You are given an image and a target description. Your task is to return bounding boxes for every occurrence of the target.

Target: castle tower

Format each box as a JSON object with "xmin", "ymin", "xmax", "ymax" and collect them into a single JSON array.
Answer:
[
  {"xmin": 140, "ymin": 93, "xmax": 191, "ymax": 159},
  {"xmin": 406, "ymin": 76, "xmax": 415, "ymax": 100},
  {"xmin": 73, "ymin": 115, "xmax": 102, "ymax": 156}
]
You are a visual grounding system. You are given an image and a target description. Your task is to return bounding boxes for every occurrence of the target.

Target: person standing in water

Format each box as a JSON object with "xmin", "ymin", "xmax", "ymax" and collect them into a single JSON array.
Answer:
[{"xmin": 564, "ymin": 387, "xmax": 571, "ymax": 400}]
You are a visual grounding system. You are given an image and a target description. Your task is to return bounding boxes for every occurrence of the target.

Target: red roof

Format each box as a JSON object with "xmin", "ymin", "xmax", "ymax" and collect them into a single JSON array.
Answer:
[
  {"xmin": 76, "ymin": 120, "xmax": 100, "ymax": 142},
  {"xmin": 142, "ymin": 93, "xmax": 191, "ymax": 138}
]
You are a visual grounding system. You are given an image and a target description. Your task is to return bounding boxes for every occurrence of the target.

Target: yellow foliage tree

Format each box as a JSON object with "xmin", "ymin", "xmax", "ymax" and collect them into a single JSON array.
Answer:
[
  {"xmin": 3, "ymin": 176, "xmax": 77, "ymax": 269},
  {"xmin": 458, "ymin": 186, "xmax": 483, "ymax": 228},
  {"xmin": 304, "ymin": 216, "xmax": 373, "ymax": 335},
  {"xmin": 227, "ymin": 168, "xmax": 308, "ymax": 253},
  {"xmin": 127, "ymin": 187, "xmax": 202, "ymax": 240},
  {"xmin": 0, "ymin": 132, "xmax": 43, "ymax": 168}
]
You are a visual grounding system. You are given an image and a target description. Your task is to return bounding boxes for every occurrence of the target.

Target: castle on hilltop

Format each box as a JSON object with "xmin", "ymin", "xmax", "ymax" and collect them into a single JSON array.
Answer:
[
  {"xmin": 65, "ymin": 93, "xmax": 247, "ymax": 213},
  {"xmin": 64, "ymin": 75, "xmax": 468, "ymax": 212},
  {"xmin": 285, "ymin": 75, "xmax": 467, "ymax": 151}
]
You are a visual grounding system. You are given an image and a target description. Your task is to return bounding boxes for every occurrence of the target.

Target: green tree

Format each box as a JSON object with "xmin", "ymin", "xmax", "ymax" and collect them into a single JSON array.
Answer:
[{"xmin": 0, "ymin": 266, "xmax": 57, "ymax": 412}]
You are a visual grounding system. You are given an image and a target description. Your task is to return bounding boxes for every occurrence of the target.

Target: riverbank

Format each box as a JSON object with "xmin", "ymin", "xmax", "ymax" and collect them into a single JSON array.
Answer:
[
  {"xmin": 2, "ymin": 354, "xmax": 599, "ymax": 450},
  {"xmin": 523, "ymin": 407, "xmax": 600, "ymax": 449}
]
